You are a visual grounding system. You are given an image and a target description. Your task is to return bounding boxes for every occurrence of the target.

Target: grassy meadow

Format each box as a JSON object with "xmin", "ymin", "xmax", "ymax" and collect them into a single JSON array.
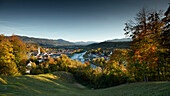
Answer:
[{"xmin": 0, "ymin": 72, "xmax": 169, "ymax": 96}]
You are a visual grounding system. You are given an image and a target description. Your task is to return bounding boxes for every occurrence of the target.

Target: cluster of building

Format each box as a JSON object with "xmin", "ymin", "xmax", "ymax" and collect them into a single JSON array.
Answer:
[
  {"xmin": 26, "ymin": 47, "xmax": 75, "ymax": 73},
  {"xmin": 85, "ymin": 51, "xmax": 111, "ymax": 61}
]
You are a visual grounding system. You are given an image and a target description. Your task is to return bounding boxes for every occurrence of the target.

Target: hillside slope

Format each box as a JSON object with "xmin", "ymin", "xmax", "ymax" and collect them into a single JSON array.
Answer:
[
  {"xmin": 106, "ymin": 38, "xmax": 132, "ymax": 42},
  {"xmin": 0, "ymin": 72, "xmax": 169, "ymax": 96},
  {"xmin": 88, "ymin": 41, "xmax": 131, "ymax": 49},
  {"xmin": 6, "ymin": 35, "xmax": 76, "ymax": 46}
]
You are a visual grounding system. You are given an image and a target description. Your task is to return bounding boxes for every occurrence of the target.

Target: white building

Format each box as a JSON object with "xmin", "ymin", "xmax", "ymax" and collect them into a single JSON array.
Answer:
[{"xmin": 37, "ymin": 47, "xmax": 41, "ymax": 56}]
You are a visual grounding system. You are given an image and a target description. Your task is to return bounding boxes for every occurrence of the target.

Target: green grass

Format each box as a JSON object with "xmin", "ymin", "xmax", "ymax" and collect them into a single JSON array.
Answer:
[{"xmin": 0, "ymin": 72, "xmax": 169, "ymax": 96}]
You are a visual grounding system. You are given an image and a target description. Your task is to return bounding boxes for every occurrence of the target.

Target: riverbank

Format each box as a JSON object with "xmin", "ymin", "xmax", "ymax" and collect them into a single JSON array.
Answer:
[{"xmin": 70, "ymin": 51, "xmax": 98, "ymax": 69}]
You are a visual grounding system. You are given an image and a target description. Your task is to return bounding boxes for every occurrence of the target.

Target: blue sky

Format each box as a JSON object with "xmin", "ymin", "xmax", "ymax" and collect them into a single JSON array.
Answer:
[{"xmin": 0, "ymin": 0, "xmax": 169, "ymax": 42}]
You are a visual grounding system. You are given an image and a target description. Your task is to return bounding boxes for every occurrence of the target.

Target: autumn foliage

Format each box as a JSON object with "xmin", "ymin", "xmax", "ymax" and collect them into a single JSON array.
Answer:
[
  {"xmin": 0, "ymin": 6, "xmax": 169, "ymax": 89},
  {"xmin": 0, "ymin": 35, "xmax": 28, "ymax": 75},
  {"xmin": 124, "ymin": 8, "xmax": 170, "ymax": 81}
]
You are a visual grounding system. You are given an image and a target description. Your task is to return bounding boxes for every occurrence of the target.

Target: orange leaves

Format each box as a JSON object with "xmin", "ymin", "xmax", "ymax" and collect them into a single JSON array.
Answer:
[
  {"xmin": 134, "ymin": 51, "xmax": 139, "ymax": 55},
  {"xmin": 124, "ymin": 8, "xmax": 170, "ymax": 81},
  {"xmin": 49, "ymin": 58, "xmax": 55, "ymax": 64}
]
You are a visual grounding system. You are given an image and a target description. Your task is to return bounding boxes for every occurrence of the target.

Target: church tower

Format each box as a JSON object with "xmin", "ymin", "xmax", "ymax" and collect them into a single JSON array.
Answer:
[{"xmin": 38, "ymin": 47, "xmax": 40, "ymax": 55}]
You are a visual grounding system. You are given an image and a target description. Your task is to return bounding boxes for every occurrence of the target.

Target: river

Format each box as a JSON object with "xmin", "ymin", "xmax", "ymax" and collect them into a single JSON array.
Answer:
[{"xmin": 70, "ymin": 51, "xmax": 97, "ymax": 69}]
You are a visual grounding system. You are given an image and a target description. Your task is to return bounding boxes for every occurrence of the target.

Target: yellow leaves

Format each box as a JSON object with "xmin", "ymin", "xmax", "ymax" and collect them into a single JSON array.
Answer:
[
  {"xmin": 137, "ymin": 54, "xmax": 141, "ymax": 58},
  {"xmin": 151, "ymin": 45, "xmax": 156, "ymax": 50},
  {"xmin": 97, "ymin": 48, "xmax": 101, "ymax": 51},
  {"xmin": 0, "ymin": 35, "xmax": 20, "ymax": 76}
]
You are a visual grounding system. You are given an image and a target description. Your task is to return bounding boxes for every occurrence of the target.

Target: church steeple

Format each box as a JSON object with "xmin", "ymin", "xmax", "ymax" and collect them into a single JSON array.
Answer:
[{"xmin": 38, "ymin": 47, "xmax": 40, "ymax": 55}]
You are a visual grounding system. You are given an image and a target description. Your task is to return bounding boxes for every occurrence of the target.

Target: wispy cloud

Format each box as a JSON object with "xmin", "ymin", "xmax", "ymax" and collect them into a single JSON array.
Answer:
[
  {"xmin": 0, "ymin": 20, "xmax": 37, "ymax": 29},
  {"xmin": 0, "ymin": 25, "xmax": 23, "ymax": 35},
  {"xmin": 0, "ymin": 20, "xmax": 37, "ymax": 36},
  {"xmin": 0, "ymin": 23, "xmax": 60, "ymax": 40}
]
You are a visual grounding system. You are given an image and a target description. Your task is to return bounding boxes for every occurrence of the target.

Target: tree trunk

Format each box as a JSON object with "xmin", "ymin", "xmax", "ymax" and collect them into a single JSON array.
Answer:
[
  {"xmin": 157, "ymin": 64, "xmax": 160, "ymax": 81},
  {"xmin": 164, "ymin": 66, "xmax": 167, "ymax": 80},
  {"xmin": 162, "ymin": 70, "xmax": 164, "ymax": 81}
]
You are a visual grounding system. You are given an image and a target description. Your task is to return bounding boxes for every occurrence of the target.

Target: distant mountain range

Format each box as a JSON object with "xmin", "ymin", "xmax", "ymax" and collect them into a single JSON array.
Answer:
[
  {"xmin": 74, "ymin": 38, "xmax": 132, "ymax": 45},
  {"xmin": 52, "ymin": 39, "xmax": 75, "ymax": 45},
  {"xmin": 88, "ymin": 41, "xmax": 131, "ymax": 49},
  {"xmin": 106, "ymin": 38, "xmax": 132, "ymax": 42},
  {"xmin": 6, "ymin": 35, "xmax": 132, "ymax": 47},
  {"xmin": 74, "ymin": 41, "xmax": 98, "ymax": 45},
  {"xmin": 7, "ymin": 35, "xmax": 75, "ymax": 46}
]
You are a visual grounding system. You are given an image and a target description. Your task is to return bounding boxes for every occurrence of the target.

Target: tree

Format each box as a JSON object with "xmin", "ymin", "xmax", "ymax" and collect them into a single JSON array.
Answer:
[
  {"xmin": 124, "ymin": 8, "xmax": 166, "ymax": 81},
  {"xmin": 0, "ymin": 35, "xmax": 19, "ymax": 76},
  {"xmin": 40, "ymin": 47, "xmax": 46, "ymax": 53},
  {"xmin": 8, "ymin": 35, "xmax": 28, "ymax": 72}
]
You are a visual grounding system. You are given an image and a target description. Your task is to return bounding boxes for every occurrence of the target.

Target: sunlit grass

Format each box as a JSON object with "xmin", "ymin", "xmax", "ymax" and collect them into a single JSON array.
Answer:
[
  {"xmin": 0, "ymin": 72, "xmax": 169, "ymax": 96},
  {"xmin": 0, "ymin": 77, "xmax": 7, "ymax": 84}
]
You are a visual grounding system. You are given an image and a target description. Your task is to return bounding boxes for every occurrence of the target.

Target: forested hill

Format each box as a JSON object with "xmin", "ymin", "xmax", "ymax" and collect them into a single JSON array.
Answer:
[
  {"xmin": 6, "ymin": 35, "xmax": 76, "ymax": 46},
  {"xmin": 88, "ymin": 41, "xmax": 131, "ymax": 49},
  {"xmin": 6, "ymin": 35, "xmax": 131, "ymax": 48}
]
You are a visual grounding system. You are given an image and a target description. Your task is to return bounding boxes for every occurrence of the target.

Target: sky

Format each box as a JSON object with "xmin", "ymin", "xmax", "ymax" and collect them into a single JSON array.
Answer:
[{"xmin": 0, "ymin": 0, "xmax": 169, "ymax": 42}]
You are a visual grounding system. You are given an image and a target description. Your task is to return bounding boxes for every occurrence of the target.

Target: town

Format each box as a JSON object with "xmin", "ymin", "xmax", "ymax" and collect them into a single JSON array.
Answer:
[{"xmin": 26, "ymin": 46, "xmax": 113, "ymax": 73}]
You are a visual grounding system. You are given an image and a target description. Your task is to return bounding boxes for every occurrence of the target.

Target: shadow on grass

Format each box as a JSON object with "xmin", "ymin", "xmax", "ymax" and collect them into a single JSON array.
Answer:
[
  {"xmin": 0, "ymin": 74, "xmax": 169, "ymax": 96},
  {"xmin": 0, "ymin": 74, "xmax": 78, "ymax": 96}
]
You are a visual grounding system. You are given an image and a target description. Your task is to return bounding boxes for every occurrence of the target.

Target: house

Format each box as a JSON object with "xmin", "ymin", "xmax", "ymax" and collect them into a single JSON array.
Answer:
[{"xmin": 25, "ymin": 61, "xmax": 32, "ymax": 74}]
